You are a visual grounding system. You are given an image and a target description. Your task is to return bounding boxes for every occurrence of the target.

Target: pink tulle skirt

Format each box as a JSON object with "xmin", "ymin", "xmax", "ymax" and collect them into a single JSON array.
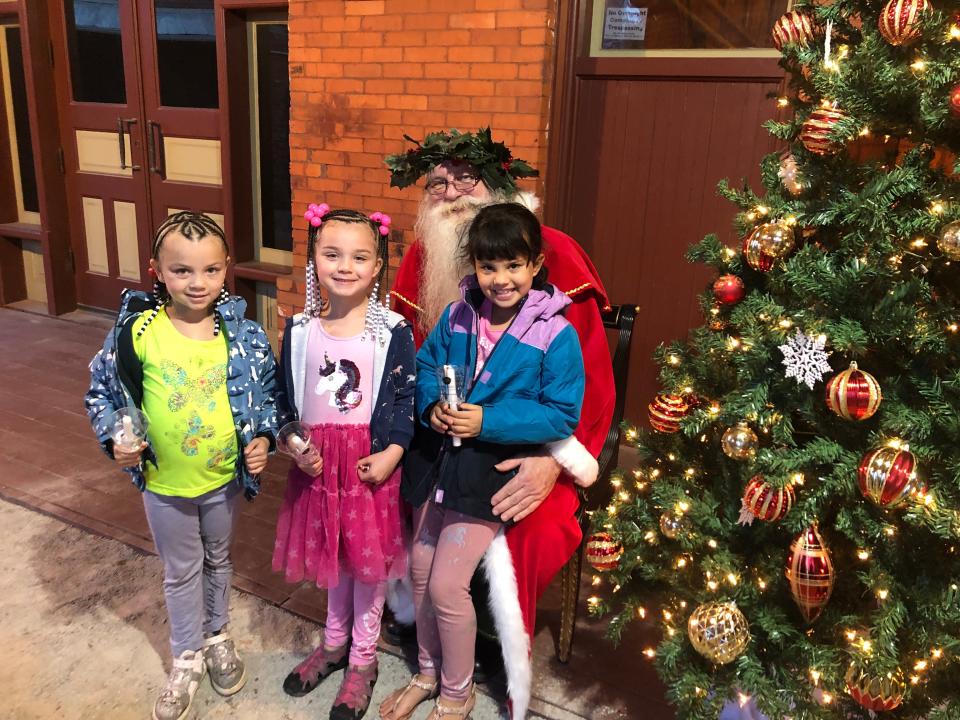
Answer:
[{"xmin": 272, "ymin": 423, "xmax": 406, "ymax": 588}]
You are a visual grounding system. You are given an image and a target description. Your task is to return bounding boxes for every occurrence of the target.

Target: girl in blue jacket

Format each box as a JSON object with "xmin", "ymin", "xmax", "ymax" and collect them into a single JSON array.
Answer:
[{"xmin": 382, "ymin": 203, "xmax": 585, "ymax": 720}]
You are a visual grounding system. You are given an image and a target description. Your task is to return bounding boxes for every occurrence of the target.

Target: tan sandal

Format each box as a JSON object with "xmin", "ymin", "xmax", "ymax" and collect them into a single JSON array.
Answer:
[
  {"xmin": 378, "ymin": 674, "xmax": 439, "ymax": 720},
  {"xmin": 426, "ymin": 684, "xmax": 476, "ymax": 719}
]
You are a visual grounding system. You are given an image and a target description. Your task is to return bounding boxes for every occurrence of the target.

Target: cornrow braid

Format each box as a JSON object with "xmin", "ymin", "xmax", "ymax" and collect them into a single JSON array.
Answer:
[{"xmin": 137, "ymin": 210, "xmax": 231, "ymax": 339}]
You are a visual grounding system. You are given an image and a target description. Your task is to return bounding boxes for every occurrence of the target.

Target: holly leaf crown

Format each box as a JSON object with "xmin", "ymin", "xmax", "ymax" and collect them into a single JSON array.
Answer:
[{"xmin": 385, "ymin": 127, "xmax": 538, "ymax": 193}]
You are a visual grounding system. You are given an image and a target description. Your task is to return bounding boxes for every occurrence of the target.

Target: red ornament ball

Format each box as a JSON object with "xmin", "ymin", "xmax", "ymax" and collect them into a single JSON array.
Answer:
[
  {"xmin": 772, "ymin": 11, "xmax": 817, "ymax": 50},
  {"xmin": 742, "ymin": 476, "xmax": 795, "ymax": 523},
  {"xmin": 647, "ymin": 393, "xmax": 693, "ymax": 433},
  {"xmin": 878, "ymin": 0, "xmax": 929, "ymax": 46},
  {"xmin": 712, "ymin": 274, "xmax": 745, "ymax": 305},
  {"xmin": 858, "ymin": 444, "xmax": 921, "ymax": 509},
  {"xmin": 800, "ymin": 107, "xmax": 849, "ymax": 156},
  {"xmin": 845, "ymin": 664, "xmax": 905, "ymax": 712},
  {"xmin": 585, "ymin": 532, "xmax": 623, "ymax": 572},
  {"xmin": 950, "ymin": 84, "xmax": 960, "ymax": 118},
  {"xmin": 825, "ymin": 362, "xmax": 882, "ymax": 421},
  {"xmin": 785, "ymin": 524, "xmax": 834, "ymax": 623}
]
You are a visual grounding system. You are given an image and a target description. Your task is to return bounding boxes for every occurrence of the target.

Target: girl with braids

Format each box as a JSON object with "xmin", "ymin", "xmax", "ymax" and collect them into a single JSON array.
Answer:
[
  {"xmin": 273, "ymin": 205, "xmax": 416, "ymax": 720},
  {"xmin": 84, "ymin": 211, "xmax": 278, "ymax": 720}
]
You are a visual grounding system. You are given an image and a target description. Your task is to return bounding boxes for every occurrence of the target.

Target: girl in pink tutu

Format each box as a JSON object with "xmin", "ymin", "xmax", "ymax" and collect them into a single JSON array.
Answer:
[{"xmin": 273, "ymin": 205, "xmax": 416, "ymax": 720}]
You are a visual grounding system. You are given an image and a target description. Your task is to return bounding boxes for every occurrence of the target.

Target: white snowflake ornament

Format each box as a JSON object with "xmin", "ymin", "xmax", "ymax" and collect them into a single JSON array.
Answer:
[{"xmin": 779, "ymin": 329, "xmax": 832, "ymax": 389}]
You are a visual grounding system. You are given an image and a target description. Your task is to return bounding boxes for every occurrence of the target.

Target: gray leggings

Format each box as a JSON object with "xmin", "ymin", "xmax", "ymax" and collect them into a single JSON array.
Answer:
[{"xmin": 142, "ymin": 482, "xmax": 241, "ymax": 657}]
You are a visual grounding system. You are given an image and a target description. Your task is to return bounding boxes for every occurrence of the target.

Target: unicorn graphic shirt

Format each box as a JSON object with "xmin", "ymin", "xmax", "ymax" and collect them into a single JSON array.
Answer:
[{"xmin": 301, "ymin": 319, "xmax": 374, "ymax": 426}]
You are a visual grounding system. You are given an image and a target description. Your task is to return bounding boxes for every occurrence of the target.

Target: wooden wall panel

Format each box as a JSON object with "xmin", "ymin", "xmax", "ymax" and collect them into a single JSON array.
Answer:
[{"xmin": 566, "ymin": 75, "xmax": 781, "ymax": 421}]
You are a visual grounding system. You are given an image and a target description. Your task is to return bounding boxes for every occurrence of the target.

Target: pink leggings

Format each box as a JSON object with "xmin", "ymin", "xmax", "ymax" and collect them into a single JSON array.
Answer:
[
  {"xmin": 411, "ymin": 501, "xmax": 501, "ymax": 702},
  {"xmin": 323, "ymin": 572, "xmax": 386, "ymax": 667}
]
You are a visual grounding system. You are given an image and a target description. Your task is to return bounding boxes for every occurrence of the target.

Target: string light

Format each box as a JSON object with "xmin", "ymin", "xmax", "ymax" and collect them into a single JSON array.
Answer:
[
  {"xmin": 810, "ymin": 668, "xmax": 821, "ymax": 685},
  {"xmin": 777, "ymin": 96, "xmax": 790, "ymax": 107},
  {"xmin": 707, "ymin": 539, "xmax": 718, "ymax": 549},
  {"xmin": 857, "ymin": 549, "xmax": 870, "ymax": 560},
  {"xmin": 931, "ymin": 201, "xmax": 946, "ymax": 215},
  {"xmin": 910, "ymin": 58, "xmax": 927, "ymax": 71},
  {"xmin": 587, "ymin": 596, "xmax": 600, "ymax": 607},
  {"xmin": 737, "ymin": 693, "xmax": 751, "ymax": 707},
  {"xmin": 911, "ymin": 237, "xmax": 928, "ymax": 249},
  {"xmin": 643, "ymin": 647, "xmax": 656, "ymax": 659},
  {"xmin": 677, "ymin": 501, "xmax": 690, "ymax": 513},
  {"xmin": 727, "ymin": 572, "xmax": 739, "ymax": 586},
  {"xmin": 877, "ymin": 588, "xmax": 889, "ymax": 600},
  {"xmin": 950, "ymin": 24, "xmax": 960, "ymax": 40},
  {"xmin": 668, "ymin": 354, "xmax": 681, "ymax": 365},
  {"xmin": 592, "ymin": 575, "xmax": 602, "ymax": 586}
]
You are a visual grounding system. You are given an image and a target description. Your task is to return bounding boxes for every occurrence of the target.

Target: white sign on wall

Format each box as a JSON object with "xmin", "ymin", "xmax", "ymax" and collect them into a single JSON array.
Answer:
[{"xmin": 603, "ymin": 6, "xmax": 647, "ymax": 42}]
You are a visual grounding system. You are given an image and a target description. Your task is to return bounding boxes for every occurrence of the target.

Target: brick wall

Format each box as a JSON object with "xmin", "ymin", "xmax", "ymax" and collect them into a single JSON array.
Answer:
[{"xmin": 282, "ymin": 0, "xmax": 557, "ymax": 319}]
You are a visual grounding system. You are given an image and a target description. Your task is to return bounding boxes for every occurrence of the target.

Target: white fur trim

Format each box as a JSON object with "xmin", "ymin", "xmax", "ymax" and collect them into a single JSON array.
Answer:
[
  {"xmin": 547, "ymin": 436, "xmax": 599, "ymax": 488},
  {"xmin": 385, "ymin": 572, "xmax": 416, "ymax": 626},
  {"xmin": 482, "ymin": 531, "xmax": 531, "ymax": 719},
  {"xmin": 513, "ymin": 191, "xmax": 541, "ymax": 214}
]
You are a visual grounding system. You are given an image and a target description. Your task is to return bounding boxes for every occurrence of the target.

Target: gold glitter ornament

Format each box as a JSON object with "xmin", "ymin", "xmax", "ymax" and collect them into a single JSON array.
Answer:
[
  {"xmin": 937, "ymin": 220, "xmax": 960, "ymax": 261},
  {"xmin": 755, "ymin": 220, "xmax": 796, "ymax": 259},
  {"xmin": 687, "ymin": 602, "xmax": 750, "ymax": 664}
]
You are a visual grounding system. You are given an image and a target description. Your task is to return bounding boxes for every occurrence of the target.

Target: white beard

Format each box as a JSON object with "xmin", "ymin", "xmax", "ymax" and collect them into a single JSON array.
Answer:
[
  {"xmin": 413, "ymin": 190, "xmax": 539, "ymax": 333},
  {"xmin": 415, "ymin": 195, "xmax": 484, "ymax": 332}
]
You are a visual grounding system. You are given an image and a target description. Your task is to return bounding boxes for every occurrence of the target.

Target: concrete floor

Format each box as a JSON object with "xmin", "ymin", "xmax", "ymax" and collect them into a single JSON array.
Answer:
[{"xmin": 0, "ymin": 306, "xmax": 673, "ymax": 720}]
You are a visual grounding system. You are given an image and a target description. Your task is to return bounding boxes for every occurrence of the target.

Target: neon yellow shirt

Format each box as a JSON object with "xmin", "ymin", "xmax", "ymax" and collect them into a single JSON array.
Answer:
[{"xmin": 133, "ymin": 310, "xmax": 238, "ymax": 497}]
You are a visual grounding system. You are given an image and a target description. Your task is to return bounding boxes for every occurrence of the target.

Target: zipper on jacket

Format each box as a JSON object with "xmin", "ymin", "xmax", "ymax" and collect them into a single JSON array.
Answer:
[{"xmin": 464, "ymin": 296, "xmax": 524, "ymax": 404}]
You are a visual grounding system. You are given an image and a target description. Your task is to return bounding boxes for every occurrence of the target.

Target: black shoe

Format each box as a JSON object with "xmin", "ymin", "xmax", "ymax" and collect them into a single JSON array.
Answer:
[
  {"xmin": 472, "ymin": 635, "xmax": 504, "ymax": 684},
  {"xmin": 381, "ymin": 617, "xmax": 416, "ymax": 646}
]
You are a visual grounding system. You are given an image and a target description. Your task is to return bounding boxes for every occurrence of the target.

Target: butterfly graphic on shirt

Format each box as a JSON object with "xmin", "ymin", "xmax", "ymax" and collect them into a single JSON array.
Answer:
[
  {"xmin": 206, "ymin": 439, "xmax": 236, "ymax": 469},
  {"xmin": 315, "ymin": 352, "xmax": 362, "ymax": 413},
  {"xmin": 168, "ymin": 412, "xmax": 217, "ymax": 457},
  {"xmin": 160, "ymin": 359, "xmax": 227, "ymax": 413}
]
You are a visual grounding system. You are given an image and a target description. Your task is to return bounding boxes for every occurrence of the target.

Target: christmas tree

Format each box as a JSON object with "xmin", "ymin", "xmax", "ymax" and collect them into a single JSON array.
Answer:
[{"xmin": 588, "ymin": 2, "xmax": 960, "ymax": 718}]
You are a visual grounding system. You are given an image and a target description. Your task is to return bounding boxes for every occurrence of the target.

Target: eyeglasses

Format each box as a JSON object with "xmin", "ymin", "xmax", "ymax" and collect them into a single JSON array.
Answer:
[{"xmin": 424, "ymin": 174, "xmax": 481, "ymax": 196}]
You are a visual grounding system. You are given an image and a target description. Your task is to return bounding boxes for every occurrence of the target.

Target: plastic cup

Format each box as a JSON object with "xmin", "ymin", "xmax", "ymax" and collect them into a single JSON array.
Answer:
[
  {"xmin": 278, "ymin": 421, "xmax": 321, "ymax": 466},
  {"xmin": 107, "ymin": 407, "xmax": 149, "ymax": 453}
]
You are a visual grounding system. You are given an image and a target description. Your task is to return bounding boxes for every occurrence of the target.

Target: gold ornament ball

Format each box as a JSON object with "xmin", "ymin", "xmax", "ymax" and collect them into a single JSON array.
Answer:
[
  {"xmin": 755, "ymin": 221, "xmax": 796, "ymax": 259},
  {"xmin": 721, "ymin": 422, "xmax": 759, "ymax": 460},
  {"xmin": 937, "ymin": 220, "xmax": 960, "ymax": 261},
  {"xmin": 687, "ymin": 602, "xmax": 750, "ymax": 665},
  {"xmin": 659, "ymin": 512, "xmax": 688, "ymax": 539}
]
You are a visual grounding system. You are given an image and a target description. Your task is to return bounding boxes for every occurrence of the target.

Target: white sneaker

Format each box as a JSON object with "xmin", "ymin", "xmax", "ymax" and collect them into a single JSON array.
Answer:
[
  {"xmin": 152, "ymin": 649, "xmax": 206, "ymax": 720},
  {"xmin": 202, "ymin": 630, "xmax": 247, "ymax": 696}
]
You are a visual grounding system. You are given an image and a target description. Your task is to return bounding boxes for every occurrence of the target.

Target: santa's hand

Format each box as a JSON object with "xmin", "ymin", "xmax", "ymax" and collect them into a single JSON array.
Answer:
[{"xmin": 491, "ymin": 452, "xmax": 561, "ymax": 523}]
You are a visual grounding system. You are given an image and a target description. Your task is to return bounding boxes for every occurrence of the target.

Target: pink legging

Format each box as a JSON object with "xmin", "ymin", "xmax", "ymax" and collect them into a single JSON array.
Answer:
[
  {"xmin": 411, "ymin": 501, "xmax": 501, "ymax": 702},
  {"xmin": 323, "ymin": 572, "xmax": 386, "ymax": 667}
]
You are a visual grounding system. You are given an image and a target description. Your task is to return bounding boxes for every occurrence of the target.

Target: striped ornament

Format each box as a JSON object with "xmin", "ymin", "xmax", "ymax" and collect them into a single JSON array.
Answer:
[
  {"xmin": 742, "ymin": 476, "xmax": 795, "ymax": 523},
  {"xmin": 771, "ymin": 11, "xmax": 816, "ymax": 51},
  {"xmin": 742, "ymin": 227, "xmax": 775, "ymax": 272},
  {"xmin": 647, "ymin": 393, "xmax": 693, "ymax": 433},
  {"xmin": 878, "ymin": 0, "xmax": 930, "ymax": 46},
  {"xmin": 785, "ymin": 524, "xmax": 834, "ymax": 623},
  {"xmin": 857, "ymin": 444, "xmax": 920, "ymax": 509},
  {"xmin": 585, "ymin": 532, "xmax": 623, "ymax": 572},
  {"xmin": 826, "ymin": 362, "xmax": 882, "ymax": 421},
  {"xmin": 800, "ymin": 107, "xmax": 849, "ymax": 156}
]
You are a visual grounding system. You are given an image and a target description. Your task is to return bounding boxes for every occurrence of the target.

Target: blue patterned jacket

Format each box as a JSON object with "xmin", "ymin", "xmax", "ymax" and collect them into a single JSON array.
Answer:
[{"xmin": 84, "ymin": 289, "xmax": 279, "ymax": 498}]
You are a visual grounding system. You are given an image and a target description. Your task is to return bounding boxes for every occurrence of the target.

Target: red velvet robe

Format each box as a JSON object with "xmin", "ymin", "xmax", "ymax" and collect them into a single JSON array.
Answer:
[{"xmin": 390, "ymin": 225, "xmax": 616, "ymax": 718}]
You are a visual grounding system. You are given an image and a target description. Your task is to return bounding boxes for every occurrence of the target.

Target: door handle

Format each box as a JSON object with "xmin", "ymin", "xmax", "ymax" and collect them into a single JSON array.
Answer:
[
  {"xmin": 147, "ymin": 120, "xmax": 165, "ymax": 178},
  {"xmin": 117, "ymin": 117, "xmax": 140, "ymax": 171}
]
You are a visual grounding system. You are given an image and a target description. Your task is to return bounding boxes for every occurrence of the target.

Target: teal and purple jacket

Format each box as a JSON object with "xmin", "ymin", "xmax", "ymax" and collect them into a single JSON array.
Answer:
[{"xmin": 403, "ymin": 276, "xmax": 585, "ymax": 521}]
